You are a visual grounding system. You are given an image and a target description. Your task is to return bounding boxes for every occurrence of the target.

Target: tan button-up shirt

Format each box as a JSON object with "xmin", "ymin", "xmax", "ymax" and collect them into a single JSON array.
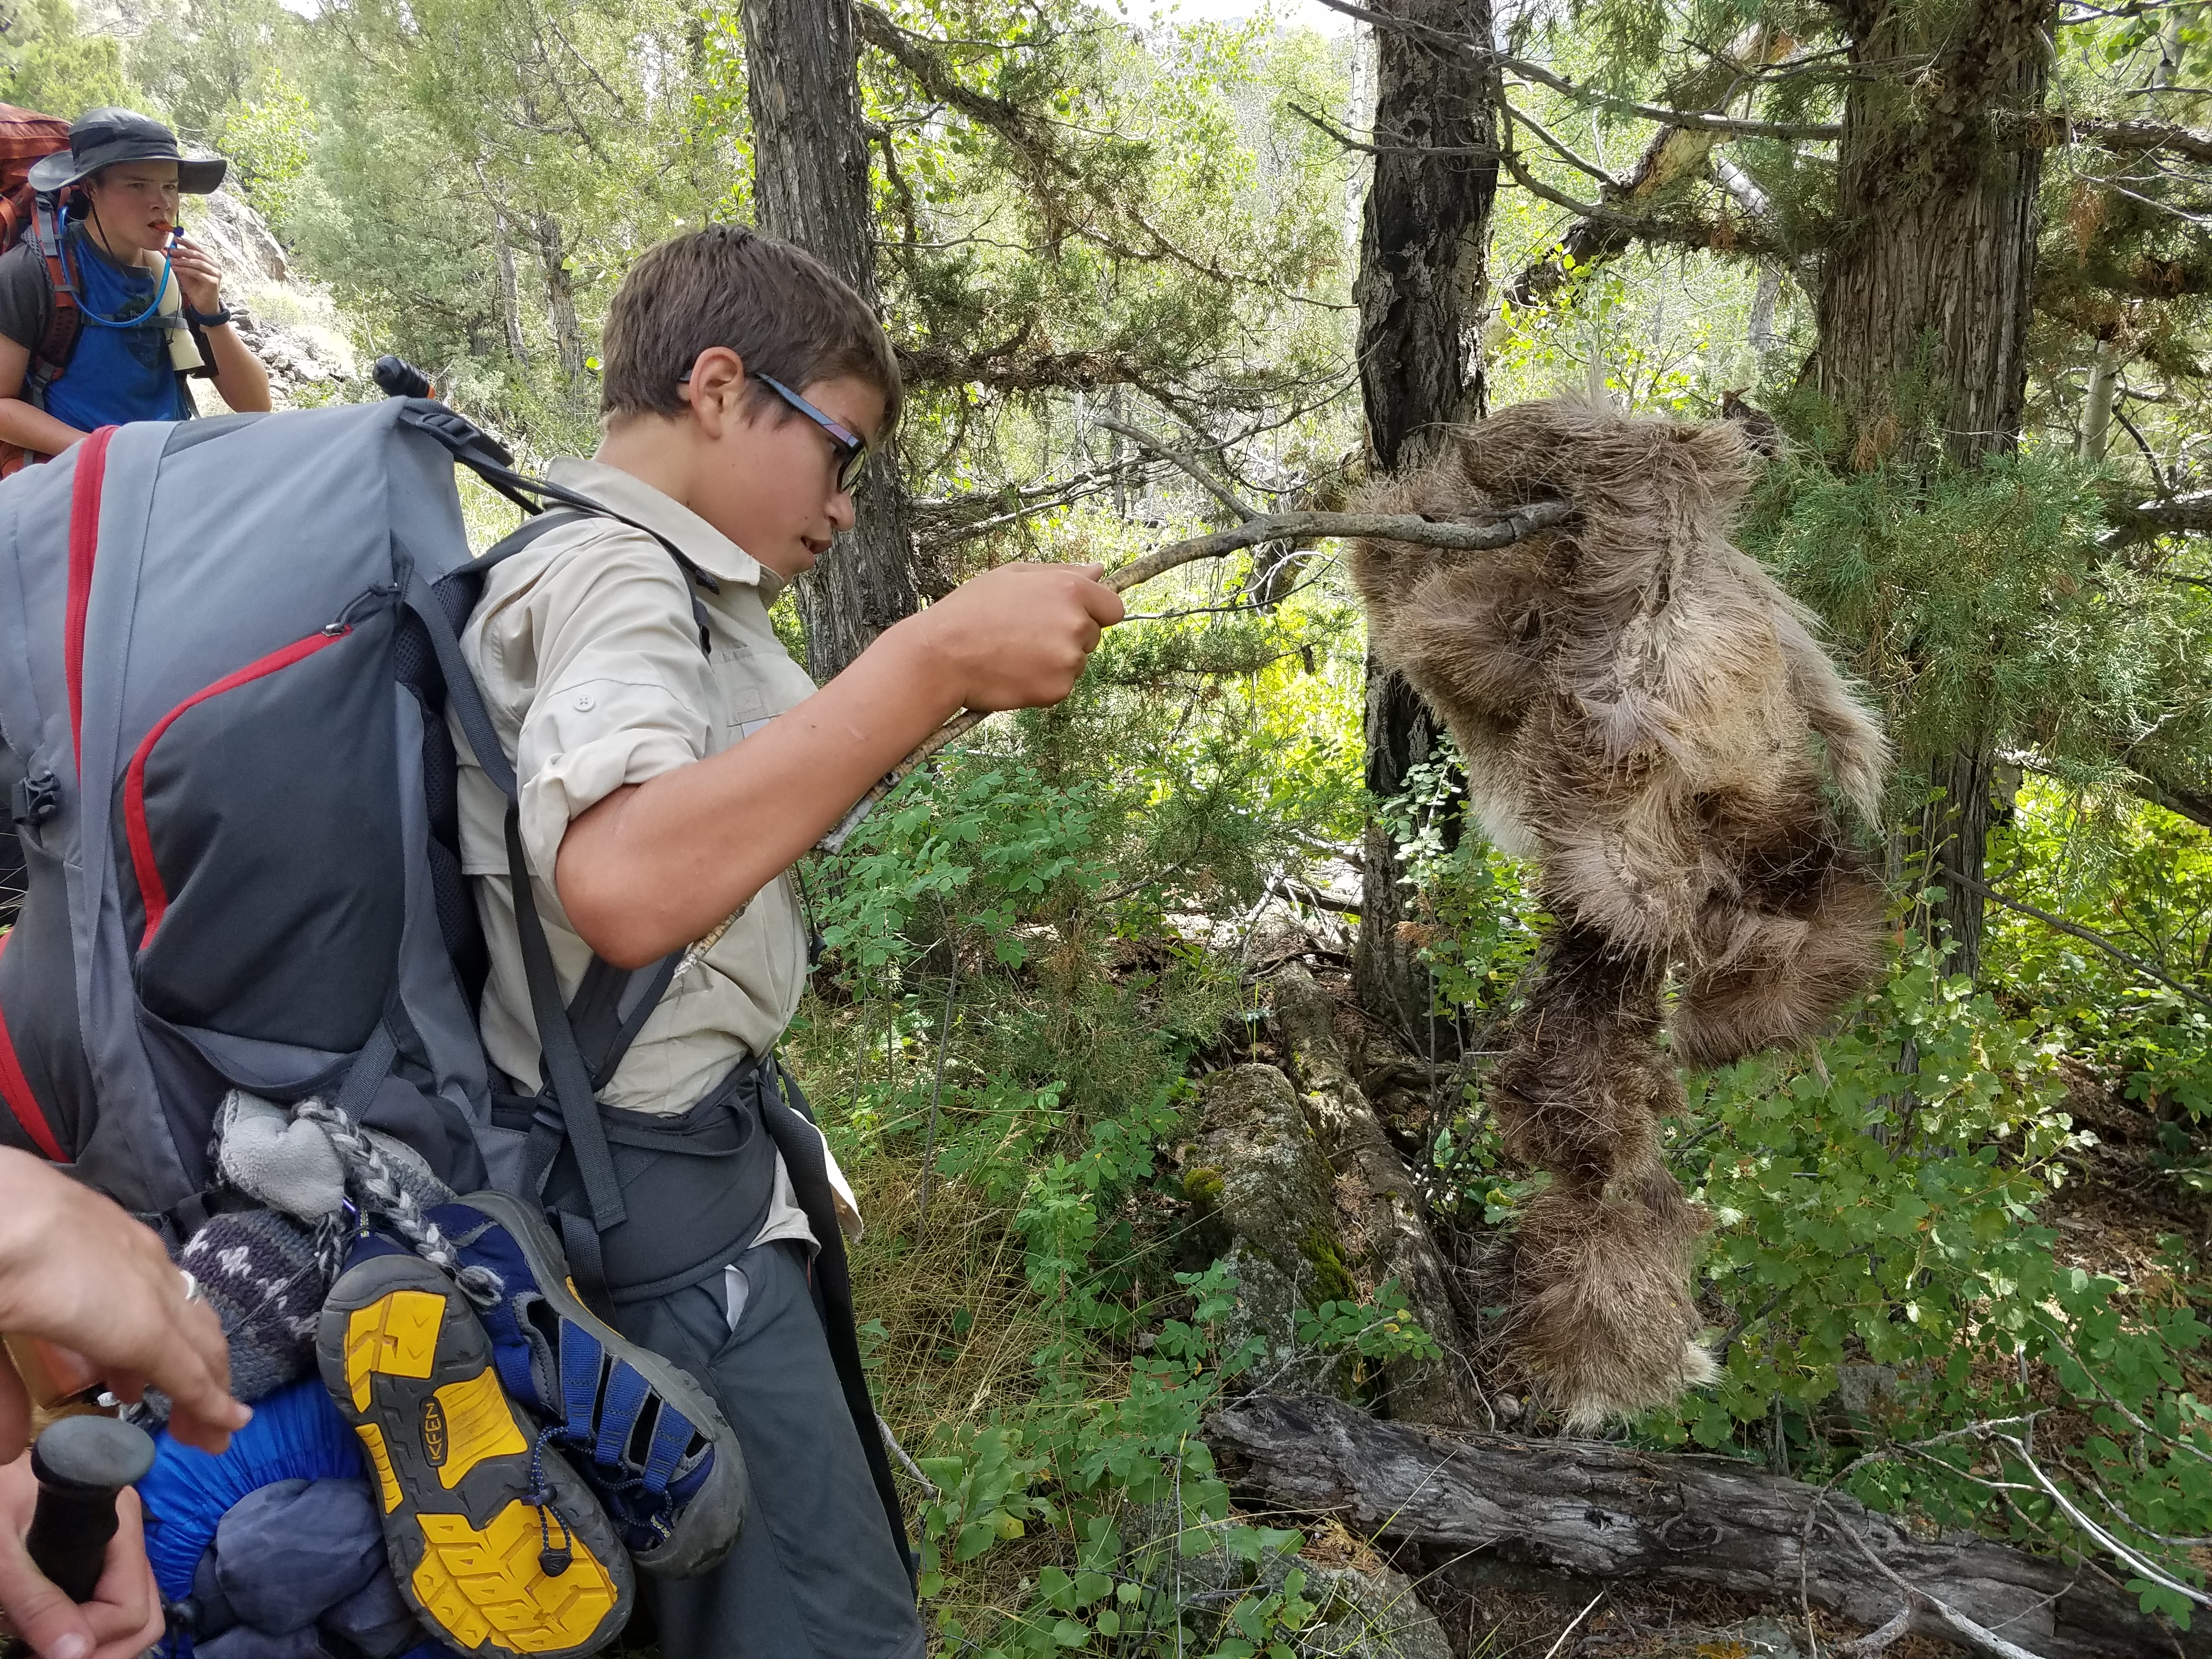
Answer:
[
  {"xmin": 454, "ymin": 459, "xmax": 872, "ymax": 1251},
  {"xmin": 453, "ymin": 458, "xmax": 822, "ymax": 1117}
]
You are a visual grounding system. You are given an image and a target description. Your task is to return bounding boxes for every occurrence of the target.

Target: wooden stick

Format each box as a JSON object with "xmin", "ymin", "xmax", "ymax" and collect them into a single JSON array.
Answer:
[{"xmin": 671, "ymin": 498, "xmax": 1573, "ymax": 976}]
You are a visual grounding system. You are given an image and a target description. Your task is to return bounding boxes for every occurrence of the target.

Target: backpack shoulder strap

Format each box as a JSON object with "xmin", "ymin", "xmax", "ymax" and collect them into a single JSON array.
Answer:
[
  {"xmin": 25, "ymin": 194, "xmax": 77, "ymax": 395},
  {"xmin": 475, "ymin": 505, "xmax": 586, "ymax": 573},
  {"xmin": 473, "ymin": 489, "xmax": 714, "ymax": 657},
  {"xmin": 414, "ymin": 488, "xmax": 698, "ymax": 1235}
]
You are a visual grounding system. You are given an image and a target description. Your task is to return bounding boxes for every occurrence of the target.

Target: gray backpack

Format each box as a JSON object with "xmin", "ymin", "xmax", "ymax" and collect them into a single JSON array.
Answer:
[{"xmin": 0, "ymin": 398, "xmax": 651, "ymax": 1238}]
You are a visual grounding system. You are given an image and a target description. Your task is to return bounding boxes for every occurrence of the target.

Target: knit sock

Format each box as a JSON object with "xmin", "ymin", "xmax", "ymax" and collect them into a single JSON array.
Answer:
[{"xmin": 179, "ymin": 1208, "xmax": 331, "ymax": 1404}]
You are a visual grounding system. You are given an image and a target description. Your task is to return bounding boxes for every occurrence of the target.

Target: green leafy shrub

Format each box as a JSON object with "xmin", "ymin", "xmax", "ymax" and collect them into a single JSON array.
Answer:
[{"xmin": 1644, "ymin": 939, "xmax": 2212, "ymax": 1622}]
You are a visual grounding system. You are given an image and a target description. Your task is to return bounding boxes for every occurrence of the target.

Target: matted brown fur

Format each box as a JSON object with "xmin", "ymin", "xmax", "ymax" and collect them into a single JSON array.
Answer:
[{"xmin": 1349, "ymin": 398, "xmax": 1891, "ymax": 1429}]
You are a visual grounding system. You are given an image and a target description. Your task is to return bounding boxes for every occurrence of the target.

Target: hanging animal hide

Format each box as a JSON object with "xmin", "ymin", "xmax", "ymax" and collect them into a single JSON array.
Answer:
[{"xmin": 1350, "ymin": 398, "xmax": 1891, "ymax": 1429}]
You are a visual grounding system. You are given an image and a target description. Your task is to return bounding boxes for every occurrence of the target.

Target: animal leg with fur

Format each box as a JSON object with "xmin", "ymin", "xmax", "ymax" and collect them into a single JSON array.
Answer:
[{"xmin": 1491, "ymin": 922, "xmax": 1713, "ymax": 1430}]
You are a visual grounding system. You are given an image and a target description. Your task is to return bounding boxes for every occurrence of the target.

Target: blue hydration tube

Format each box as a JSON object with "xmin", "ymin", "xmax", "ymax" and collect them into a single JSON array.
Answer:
[{"xmin": 53, "ymin": 203, "xmax": 173, "ymax": 329}]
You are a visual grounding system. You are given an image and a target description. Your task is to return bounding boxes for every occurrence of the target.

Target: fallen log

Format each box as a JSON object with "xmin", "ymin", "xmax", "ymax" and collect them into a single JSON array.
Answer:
[{"xmin": 1204, "ymin": 1392, "xmax": 2202, "ymax": 1659}]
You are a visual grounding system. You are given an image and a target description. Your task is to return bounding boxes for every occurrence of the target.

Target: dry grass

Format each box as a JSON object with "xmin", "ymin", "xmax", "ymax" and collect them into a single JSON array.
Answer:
[{"xmin": 846, "ymin": 1152, "xmax": 1063, "ymax": 1449}]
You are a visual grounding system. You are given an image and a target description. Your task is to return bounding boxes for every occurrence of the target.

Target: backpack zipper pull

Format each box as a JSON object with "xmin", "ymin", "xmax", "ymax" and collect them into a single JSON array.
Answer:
[{"xmin": 326, "ymin": 583, "xmax": 402, "ymax": 634}]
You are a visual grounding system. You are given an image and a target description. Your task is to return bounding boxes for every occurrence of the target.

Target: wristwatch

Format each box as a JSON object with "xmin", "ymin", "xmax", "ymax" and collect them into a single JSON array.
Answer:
[{"xmin": 184, "ymin": 303, "xmax": 233, "ymax": 328}]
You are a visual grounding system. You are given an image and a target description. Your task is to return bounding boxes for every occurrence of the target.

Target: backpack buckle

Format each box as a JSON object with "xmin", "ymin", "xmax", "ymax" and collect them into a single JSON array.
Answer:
[{"xmin": 10, "ymin": 769, "xmax": 57, "ymax": 832}]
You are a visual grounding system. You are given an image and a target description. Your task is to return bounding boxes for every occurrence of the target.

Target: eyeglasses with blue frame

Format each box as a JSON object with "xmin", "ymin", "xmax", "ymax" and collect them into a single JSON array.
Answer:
[{"xmin": 676, "ymin": 367, "xmax": 870, "ymax": 493}]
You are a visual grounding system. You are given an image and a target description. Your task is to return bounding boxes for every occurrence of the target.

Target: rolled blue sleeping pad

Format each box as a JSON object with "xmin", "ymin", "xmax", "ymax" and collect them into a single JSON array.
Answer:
[
  {"xmin": 139, "ymin": 1379, "xmax": 365, "ymax": 1601},
  {"xmin": 136, "ymin": 1378, "xmax": 460, "ymax": 1658}
]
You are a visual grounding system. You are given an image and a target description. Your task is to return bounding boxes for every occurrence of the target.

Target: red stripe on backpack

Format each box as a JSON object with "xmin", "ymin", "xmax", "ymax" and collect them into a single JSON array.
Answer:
[
  {"xmin": 64, "ymin": 425, "xmax": 116, "ymax": 775},
  {"xmin": 124, "ymin": 627, "xmax": 350, "ymax": 949},
  {"xmin": 0, "ymin": 936, "xmax": 66, "ymax": 1162}
]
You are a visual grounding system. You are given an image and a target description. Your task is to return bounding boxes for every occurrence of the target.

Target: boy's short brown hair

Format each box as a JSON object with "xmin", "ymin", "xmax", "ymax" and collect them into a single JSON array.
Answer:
[{"xmin": 600, "ymin": 223, "xmax": 902, "ymax": 434}]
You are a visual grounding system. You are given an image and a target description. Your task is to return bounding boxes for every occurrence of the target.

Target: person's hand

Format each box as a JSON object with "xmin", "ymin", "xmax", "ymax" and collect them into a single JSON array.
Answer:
[
  {"xmin": 0, "ymin": 1454, "xmax": 163, "ymax": 1659},
  {"xmin": 901, "ymin": 562, "xmax": 1124, "ymax": 713},
  {"xmin": 0, "ymin": 1152, "xmax": 247, "ymax": 1460},
  {"xmin": 163, "ymin": 235, "xmax": 225, "ymax": 317}
]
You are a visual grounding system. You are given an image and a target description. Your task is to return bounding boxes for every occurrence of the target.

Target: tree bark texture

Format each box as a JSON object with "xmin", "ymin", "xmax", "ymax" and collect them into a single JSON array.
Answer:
[
  {"xmin": 1355, "ymin": 673, "xmax": 1460, "ymax": 1045},
  {"xmin": 1206, "ymin": 1393, "xmax": 2204, "ymax": 1659},
  {"xmin": 1352, "ymin": 0, "xmax": 1497, "ymax": 1035},
  {"xmin": 1815, "ymin": 0, "xmax": 2053, "ymax": 980},
  {"xmin": 1353, "ymin": 0, "xmax": 1496, "ymax": 472},
  {"xmin": 1816, "ymin": 0, "xmax": 2049, "ymax": 467},
  {"xmin": 1272, "ymin": 964, "xmax": 1481, "ymax": 1428},
  {"xmin": 493, "ymin": 217, "xmax": 528, "ymax": 367},
  {"xmin": 532, "ymin": 211, "xmax": 585, "ymax": 392},
  {"xmin": 1918, "ymin": 745, "xmax": 1995, "ymax": 981},
  {"xmin": 741, "ymin": 0, "xmax": 918, "ymax": 681}
]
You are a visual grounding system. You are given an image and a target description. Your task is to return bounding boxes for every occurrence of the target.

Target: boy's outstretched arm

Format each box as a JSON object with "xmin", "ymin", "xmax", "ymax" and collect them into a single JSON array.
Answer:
[{"xmin": 555, "ymin": 560, "xmax": 1124, "ymax": 968}]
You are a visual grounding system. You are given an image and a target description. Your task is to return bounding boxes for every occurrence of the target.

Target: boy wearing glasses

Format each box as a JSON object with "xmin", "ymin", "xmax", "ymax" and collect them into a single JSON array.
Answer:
[{"xmin": 452, "ymin": 224, "xmax": 1121, "ymax": 1658}]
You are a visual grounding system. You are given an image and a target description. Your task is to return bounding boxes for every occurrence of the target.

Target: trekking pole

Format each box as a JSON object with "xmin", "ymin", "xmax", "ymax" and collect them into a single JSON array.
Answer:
[
  {"xmin": 371, "ymin": 355, "xmax": 435, "ymax": 400},
  {"xmin": 0, "ymin": 1416, "xmax": 157, "ymax": 1657}
]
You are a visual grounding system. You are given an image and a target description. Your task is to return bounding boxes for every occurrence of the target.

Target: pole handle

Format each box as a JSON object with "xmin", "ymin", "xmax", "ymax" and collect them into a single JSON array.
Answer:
[{"xmin": 0, "ymin": 1417, "xmax": 156, "ymax": 1654}]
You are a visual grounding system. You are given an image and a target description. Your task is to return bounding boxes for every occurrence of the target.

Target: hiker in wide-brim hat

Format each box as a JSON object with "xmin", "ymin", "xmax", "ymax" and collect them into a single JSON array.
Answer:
[
  {"xmin": 0, "ymin": 106, "xmax": 269, "ymax": 469},
  {"xmin": 24, "ymin": 106, "xmax": 229, "ymax": 195}
]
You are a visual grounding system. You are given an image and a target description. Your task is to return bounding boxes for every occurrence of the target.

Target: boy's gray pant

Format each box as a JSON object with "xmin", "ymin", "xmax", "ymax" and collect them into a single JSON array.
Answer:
[{"xmin": 615, "ymin": 1237, "xmax": 927, "ymax": 1659}]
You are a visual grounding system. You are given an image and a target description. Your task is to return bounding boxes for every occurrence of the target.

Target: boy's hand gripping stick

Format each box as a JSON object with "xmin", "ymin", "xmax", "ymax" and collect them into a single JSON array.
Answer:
[{"xmin": 0, "ymin": 1416, "xmax": 157, "ymax": 1656}]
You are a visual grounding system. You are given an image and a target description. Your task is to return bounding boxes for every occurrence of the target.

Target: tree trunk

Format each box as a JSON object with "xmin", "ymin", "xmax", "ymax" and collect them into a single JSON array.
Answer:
[
  {"xmin": 1355, "ymin": 675, "xmax": 1459, "ymax": 1045},
  {"xmin": 531, "ymin": 211, "xmax": 582, "ymax": 388},
  {"xmin": 2079, "ymin": 337, "xmax": 2120, "ymax": 462},
  {"xmin": 1814, "ymin": 0, "xmax": 2053, "ymax": 979},
  {"xmin": 1206, "ymin": 1393, "xmax": 2204, "ymax": 1659},
  {"xmin": 493, "ymin": 217, "xmax": 528, "ymax": 368},
  {"xmin": 741, "ymin": 0, "xmax": 918, "ymax": 681},
  {"xmin": 1747, "ymin": 262, "xmax": 1780, "ymax": 358},
  {"xmin": 1340, "ymin": 21, "xmax": 1370, "ymax": 256},
  {"xmin": 1352, "ymin": 0, "xmax": 1497, "ymax": 1036}
]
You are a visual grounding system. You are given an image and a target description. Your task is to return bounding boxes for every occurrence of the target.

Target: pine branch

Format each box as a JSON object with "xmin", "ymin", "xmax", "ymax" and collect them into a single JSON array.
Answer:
[
  {"xmin": 670, "ymin": 500, "xmax": 1575, "ymax": 969},
  {"xmin": 1309, "ymin": 0, "xmax": 1842, "ymax": 138},
  {"xmin": 887, "ymin": 501, "xmax": 1574, "ymax": 809},
  {"xmin": 854, "ymin": 2, "xmax": 1072, "ymax": 187},
  {"xmin": 1290, "ymin": 104, "xmax": 1777, "ymax": 274},
  {"xmin": 2000, "ymin": 747, "xmax": 2212, "ymax": 835},
  {"xmin": 1954, "ymin": 871, "xmax": 2212, "ymax": 1011},
  {"xmin": 1494, "ymin": 26, "xmax": 1805, "ymax": 308},
  {"xmin": 908, "ymin": 462, "xmax": 1150, "ymax": 553},
  {"xmin": 896, "ymin": 340, "xmax": 1154, "ymax": 396},
  {"xmin": 859, "ymin": 2, "xmax": 1330, "ymax": 301},
  {"xmin": 2020, "ymin": 111, "xmax": 2212, "ymax": 162},
  {"xmin": 2101, "ymin": 487, "xmax": 2212, "ymax": 544},
  {"xmin": 1502, "ymin": 54, "xmax": 1842, "ymax": 140},
  {"xmin": 1093, "ymin": 416, "xmax": 1259, "ymax": 521},
  {"xmin": 2141, "ymin": 771, "xmax": 2212, "ymax": 831},
  {"xmin": 1505, "ymin": 101, "xmax": 1617, "ymax": 185}
]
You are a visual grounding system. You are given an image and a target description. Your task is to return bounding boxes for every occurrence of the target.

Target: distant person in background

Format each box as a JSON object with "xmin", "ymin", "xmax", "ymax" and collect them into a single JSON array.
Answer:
[{"xmin": 0, "ymin": 107, "xmax": 270, "ymax": 470}]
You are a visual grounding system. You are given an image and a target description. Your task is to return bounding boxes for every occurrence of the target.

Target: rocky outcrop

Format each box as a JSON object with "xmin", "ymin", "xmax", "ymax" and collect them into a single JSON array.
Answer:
[
  {"xmin": 1271, "ymin": 964, "xmax": 1480, "ymax": 1428},
  {"xmin": 1288, "ymin": 1558, "xmax": 1454, "ymax": 1659},
  {"xmin": 184, "ymin": 190, "xmax": 357, "ymax": 408},
  {"xmin": 1160, "ymin": 1507, "xmax": 1454, "ymax": 1659},
  {"xmin": 1187, "ymin": 1064, "xmax": 1350, "ymax": 1390}
]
